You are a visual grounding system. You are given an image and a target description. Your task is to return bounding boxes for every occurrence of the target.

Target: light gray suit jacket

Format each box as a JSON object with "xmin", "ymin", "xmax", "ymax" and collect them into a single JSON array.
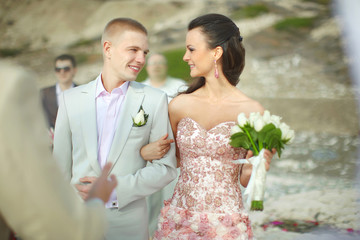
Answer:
[
  {"xmin": 53, "ymin": 79, "xmax": 177, "ymax": 239},
  {"xmin": 0, "ymin": 62, "xmax": 106, "ymax": 240}
]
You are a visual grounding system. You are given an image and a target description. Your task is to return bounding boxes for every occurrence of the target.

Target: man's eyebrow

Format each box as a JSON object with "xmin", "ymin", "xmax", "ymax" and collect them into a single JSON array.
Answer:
[{"xmin": 126, "ymin": 46, "xmax": 149, "ymax": 53}]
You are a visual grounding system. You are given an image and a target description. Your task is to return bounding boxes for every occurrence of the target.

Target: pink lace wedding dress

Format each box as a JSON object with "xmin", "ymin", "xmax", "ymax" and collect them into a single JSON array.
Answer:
[{"xmin": 153, "ymin": 117, "xmax": 254, "ymax": 240}]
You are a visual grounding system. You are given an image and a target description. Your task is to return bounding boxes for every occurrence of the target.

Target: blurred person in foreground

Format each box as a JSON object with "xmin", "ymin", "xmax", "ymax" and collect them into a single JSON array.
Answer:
[
  {"xmin": 53, "ymin": 18, "xmax": 177, "ymax": 240},
  {"xmin": 41, "ymin": 54, "xmax": 78, "ymax": 139},
  {"xmin": 0, "ymin": 61, "xmax": 117, "ymax": 240}
]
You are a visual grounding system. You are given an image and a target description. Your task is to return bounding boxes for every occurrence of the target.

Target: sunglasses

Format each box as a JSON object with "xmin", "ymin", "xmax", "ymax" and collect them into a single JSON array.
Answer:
[{"xmin": 55, "ymin": 66, "xmax": 71, "ymax": 72}]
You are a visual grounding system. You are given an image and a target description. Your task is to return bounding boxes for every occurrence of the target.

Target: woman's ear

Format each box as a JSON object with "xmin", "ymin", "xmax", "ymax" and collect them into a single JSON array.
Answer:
[{"xmin": 213, "ymin": 46, "xmax": 224, "ymax": 60}]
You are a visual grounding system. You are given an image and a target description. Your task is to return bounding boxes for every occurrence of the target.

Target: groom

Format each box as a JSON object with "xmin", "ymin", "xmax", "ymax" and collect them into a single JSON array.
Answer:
[{"xmin": 53, "ymin": 18, "xmax": 177, "ymax": 240}]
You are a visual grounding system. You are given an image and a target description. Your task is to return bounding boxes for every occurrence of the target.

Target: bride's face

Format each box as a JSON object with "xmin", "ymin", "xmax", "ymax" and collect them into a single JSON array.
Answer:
[{"xmin": 183, "ymin": 28, "xmax": 215, "ymax": 78}]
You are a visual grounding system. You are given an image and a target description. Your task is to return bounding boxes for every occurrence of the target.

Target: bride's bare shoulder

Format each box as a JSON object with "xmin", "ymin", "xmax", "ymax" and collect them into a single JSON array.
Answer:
[
  {"xmin": 234, "ymin": 90, "xmax": 265, "ymax": 113},
  {"xmin": 169, "ymin": 93, "xmax": 195, "ymax": 108},
  {"xmin": 248, "ymin": 99, "xmax": 265, "ymax": 113},
  {"xmin": 169, "ymin": 94, "xmax": 189, "ymax": 114},
  {"xmin": 168, "ymin": 94, "xmax": 195, "ymax": 125}
]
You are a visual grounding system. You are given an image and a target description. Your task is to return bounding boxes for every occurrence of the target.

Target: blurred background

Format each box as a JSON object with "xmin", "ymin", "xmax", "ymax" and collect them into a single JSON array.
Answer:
[{"xmin": 1, "ymin": 0, "xmax": 359, "ymax": 239}]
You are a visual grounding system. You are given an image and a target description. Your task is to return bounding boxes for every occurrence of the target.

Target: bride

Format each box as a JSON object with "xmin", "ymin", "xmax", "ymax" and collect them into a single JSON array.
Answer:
[{"xmin": 143, "ymin": 13, "xmax": 276, "ymax": 239}]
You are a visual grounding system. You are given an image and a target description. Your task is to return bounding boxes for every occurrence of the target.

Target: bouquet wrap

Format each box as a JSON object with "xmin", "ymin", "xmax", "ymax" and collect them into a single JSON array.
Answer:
[{"xmin": 234, "ymin": 149, "xmax": 267, "ymax": 210}]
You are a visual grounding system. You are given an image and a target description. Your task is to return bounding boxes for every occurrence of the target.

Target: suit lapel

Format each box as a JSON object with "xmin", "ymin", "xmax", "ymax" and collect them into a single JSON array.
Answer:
[
  {"xmin": 80, "ymin": 80, "xmax": 102, "ymax": 175},
  {"xmin": 107, "ymin": 81, "xmax": 144, "ymax": 166}
]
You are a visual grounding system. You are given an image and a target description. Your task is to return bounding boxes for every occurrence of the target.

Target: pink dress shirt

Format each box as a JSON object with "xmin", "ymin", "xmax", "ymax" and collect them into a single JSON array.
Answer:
[{"xmin": 95, "ymin": 74, "xmax": 129, "ymax": 208}]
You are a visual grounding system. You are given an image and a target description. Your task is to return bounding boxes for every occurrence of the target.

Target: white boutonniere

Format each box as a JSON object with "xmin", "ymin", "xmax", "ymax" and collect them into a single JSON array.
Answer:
[{"xmin": 132, "ymin": 106, "xmax": 149, "ymax": 127}]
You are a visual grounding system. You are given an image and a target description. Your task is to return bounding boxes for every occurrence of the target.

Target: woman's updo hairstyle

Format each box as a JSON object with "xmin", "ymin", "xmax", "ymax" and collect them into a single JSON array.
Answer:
[{"xmin": 184, "ymin": 13, "xmax": 245, "ymax": 94}]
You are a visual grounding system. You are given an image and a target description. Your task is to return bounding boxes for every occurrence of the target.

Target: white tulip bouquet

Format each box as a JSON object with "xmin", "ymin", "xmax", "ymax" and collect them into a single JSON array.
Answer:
[{"xmin": 230, "ymin": 110, "xmax": 294, "ymax": 211}]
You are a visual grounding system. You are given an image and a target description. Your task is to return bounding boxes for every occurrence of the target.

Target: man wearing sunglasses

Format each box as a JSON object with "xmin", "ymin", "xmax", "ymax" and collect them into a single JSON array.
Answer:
[{"xmin": 41, "ymin": 54, "xmax": 78, "ymax": 130}]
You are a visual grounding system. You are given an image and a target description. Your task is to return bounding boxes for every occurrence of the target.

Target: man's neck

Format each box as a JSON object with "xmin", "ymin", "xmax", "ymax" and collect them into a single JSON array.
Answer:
[
  {"xmin": 58, "ymin": 82, "xmax": 73, "ymax": 91},
  {"xmin": 101, "ymin": 73, "xmax": 126, "ymax": 93},
  {"xmin": 149, "ymin": 77, "xmax": 166, "ymax": 88}
]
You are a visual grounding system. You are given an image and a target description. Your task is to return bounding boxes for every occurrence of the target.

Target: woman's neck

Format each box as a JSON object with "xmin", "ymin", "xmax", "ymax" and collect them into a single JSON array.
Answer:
[{"xmin": 201, "ymin": 76, "xmax": 236, "ymax": 102}]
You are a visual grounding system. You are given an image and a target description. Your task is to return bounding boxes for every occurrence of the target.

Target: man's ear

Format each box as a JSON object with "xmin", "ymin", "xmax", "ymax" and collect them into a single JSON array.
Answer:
[{"xmin": 103, "ymin": 41, "xmax": 112, "ymax": 59}]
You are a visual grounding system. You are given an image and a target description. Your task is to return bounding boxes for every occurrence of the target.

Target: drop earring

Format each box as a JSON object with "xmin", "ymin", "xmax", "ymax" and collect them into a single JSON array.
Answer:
[{"xmin": 214, "ymin": 60, "xmax": 219, "ymax": 78}]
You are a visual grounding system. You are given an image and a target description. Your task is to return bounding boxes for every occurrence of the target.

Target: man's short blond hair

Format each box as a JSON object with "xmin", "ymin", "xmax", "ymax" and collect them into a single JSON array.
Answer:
[{"xmin": 101, "ymin": 18, "xmax": 147, "ymax": 45}]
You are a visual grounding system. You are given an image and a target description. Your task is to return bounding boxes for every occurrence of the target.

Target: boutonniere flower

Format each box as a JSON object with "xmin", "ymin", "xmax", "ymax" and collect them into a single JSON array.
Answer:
[{"xmin": 132, "ymin": 106, "xmax": 149, "ymax": 127}]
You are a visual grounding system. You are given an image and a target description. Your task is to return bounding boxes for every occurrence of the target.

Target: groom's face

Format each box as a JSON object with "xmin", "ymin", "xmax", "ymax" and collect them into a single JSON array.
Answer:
[{"xmin": 110, "ymin": 30, "xmax": 149, "ymax": 82}]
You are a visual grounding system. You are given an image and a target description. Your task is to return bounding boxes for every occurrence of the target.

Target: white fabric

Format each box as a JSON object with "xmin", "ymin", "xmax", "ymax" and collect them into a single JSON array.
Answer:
[
  {"xmin": 56, "ymin": 82, "xmax": 75, "ymax": 106},
  {"xmin": 142, "ymin": 76, "xmax": 186, "ymax": 102},
  {"xmin": 0, "ymin": 61, "xmax": 106, "ymax": 240},
  {"xmin": 234, "ymin": 149, "xmax": 267, "ymax": 209}
]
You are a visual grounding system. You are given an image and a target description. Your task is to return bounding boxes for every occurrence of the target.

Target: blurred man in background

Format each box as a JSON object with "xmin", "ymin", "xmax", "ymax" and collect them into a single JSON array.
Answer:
[
  {"xmin": 41, "ymin": 54, "xmax": 78, "ymax": 130},
  {"xmin": 143, "ymin": 53, "xmax": 186, "ymax": 102}
]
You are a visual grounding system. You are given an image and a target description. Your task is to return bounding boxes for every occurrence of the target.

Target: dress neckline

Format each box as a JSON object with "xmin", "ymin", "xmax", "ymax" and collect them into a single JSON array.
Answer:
[{"xmin": 179, "ymin": 117, "xmax": 235, "ymax": 132}]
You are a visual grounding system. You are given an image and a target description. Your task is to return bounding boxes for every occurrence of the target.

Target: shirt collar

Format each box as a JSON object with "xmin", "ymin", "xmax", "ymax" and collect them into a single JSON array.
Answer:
[
  {"xmin": 95, "ymin": 73, "xmax": 129, "ymax": 98},
  {"xmin": 56, "ymin": 82, "xmax": 75, "ymax": 96}
]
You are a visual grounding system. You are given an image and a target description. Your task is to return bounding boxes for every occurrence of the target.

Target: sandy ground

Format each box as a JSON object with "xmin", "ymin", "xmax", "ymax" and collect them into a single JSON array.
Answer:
[{"xmin": 250, "ymin": 188, "xmax": 360, "ymax": 239}]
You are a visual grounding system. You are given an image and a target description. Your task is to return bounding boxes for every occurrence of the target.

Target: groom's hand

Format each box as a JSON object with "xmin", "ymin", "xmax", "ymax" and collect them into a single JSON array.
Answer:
[
  {"xmin": 76, "ymin": 163, "xmax": 117, "ymax": 202},
  {"xmin": 75, "ymin": 176, "xmax": 98, "ymax": 200}
]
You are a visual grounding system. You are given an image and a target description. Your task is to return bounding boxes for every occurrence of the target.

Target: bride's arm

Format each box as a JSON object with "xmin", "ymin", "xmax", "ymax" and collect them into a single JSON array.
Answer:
[
  {"xmin": 168, "ymin": 97, "xmax": 182, "ymax": 168},
  {"xmin": 140, "ymin": 96, "xmax": 183, "ymax": 167},
  {"xmin": 140, "ymin": 134, "xmax": 174, "ymax": 161}
]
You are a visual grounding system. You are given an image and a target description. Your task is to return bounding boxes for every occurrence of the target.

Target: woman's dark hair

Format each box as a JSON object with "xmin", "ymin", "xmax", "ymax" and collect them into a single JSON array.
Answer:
[{"xmin": 184, "ymin": 13, "xmax": 245, "ymax": 94}]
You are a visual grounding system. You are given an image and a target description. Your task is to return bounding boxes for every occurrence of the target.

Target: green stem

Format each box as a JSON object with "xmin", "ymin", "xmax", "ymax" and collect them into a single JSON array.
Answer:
[
  {"xmin": 259, "ymin": 141, "xmax": 263, "ymax": 151},
  {"xmin": 251, "ymin": 201, "xmax": 264, "ymax": 211},
  {"xmin": 243, "ymin": 127, "xmax": 259, "ymax": 155}
]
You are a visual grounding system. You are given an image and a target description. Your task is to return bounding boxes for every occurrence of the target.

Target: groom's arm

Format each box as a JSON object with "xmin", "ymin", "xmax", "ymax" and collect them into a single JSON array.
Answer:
[{"xmin": 115, "ymin": 92, "xmax": 177, "ymax": 209}]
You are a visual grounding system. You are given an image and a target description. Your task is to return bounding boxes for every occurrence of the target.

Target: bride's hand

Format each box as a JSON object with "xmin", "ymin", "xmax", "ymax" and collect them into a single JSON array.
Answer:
[
  {"xmin": 140, "ymin": 133, "xmax": 174, "ymax": 162},
  {"xmin": 264, "ymin": 148, "xmax": 276, "ymax": 171},
  {"xmin": 245, "ymin": 148, "xmax": 276, "ymax": 171},
  {"xmin": 245, "ymin": 150, "xmax": 254, "ymax": 160}
]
